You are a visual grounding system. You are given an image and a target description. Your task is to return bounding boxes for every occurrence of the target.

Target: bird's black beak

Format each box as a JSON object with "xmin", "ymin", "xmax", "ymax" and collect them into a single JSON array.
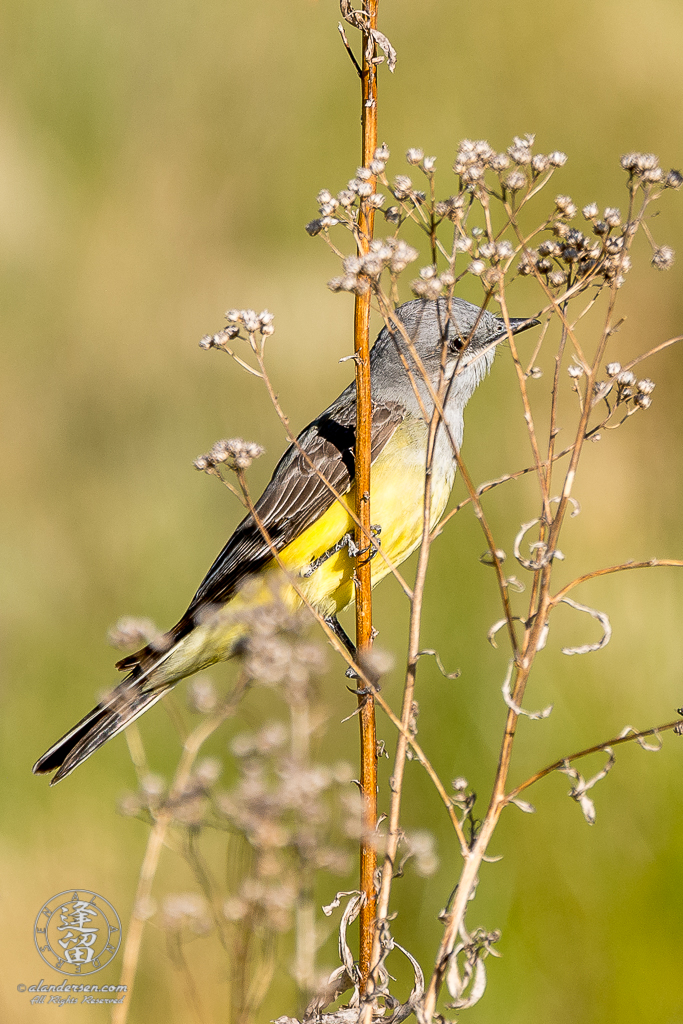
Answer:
[{"xmin": 492, "ymin": 315, "xmax": 540, "ymax": 342}]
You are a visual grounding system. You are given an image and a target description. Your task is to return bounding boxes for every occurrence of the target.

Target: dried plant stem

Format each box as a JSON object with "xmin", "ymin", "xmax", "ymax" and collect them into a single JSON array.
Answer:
[
  {"xmin": 552, "ymin": 558, "xmax": 683, "ymax": 599},
  {"xmin": 370, "ymin": 367, "xmax": 461, "ymax": 996},
  {"xmin": 291, "ymin": 699, "xmax": 317, "ymax": 1002},
  {"xmin": 509, "ymin": 718, "xmax": 682, "ymax": 799},
  {"xmin": 112, "ymin": 682, "xmax": 247, "ymax": 1024},
  {"xmin": 354, "ymin": 0, "xmax": 379, "ymax": 991}
]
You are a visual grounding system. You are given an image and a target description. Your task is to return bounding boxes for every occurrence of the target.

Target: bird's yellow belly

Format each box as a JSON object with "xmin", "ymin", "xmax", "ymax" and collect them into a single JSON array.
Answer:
[
  {"xmin": 275, "ymin": 417, "xmax": 455, "ymax": 616},
  {"xmin": 158, "ymin": 418, "xmax": 455, "ymax": 682}
]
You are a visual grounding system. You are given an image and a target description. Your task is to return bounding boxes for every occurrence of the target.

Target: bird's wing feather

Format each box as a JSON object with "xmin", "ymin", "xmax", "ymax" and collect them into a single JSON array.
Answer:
[{"xmin": 187, "ymin": 394, "xmax": 404, "ymax": 612}]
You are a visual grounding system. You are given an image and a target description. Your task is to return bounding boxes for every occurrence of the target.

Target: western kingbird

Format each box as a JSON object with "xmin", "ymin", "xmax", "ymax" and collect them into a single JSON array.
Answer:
[{"xmin": 34, "ymin": 297, "xmax": 537, "ymax": 784}]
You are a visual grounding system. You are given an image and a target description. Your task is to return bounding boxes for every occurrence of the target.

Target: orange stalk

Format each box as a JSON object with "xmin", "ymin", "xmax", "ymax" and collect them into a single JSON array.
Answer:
[{"xmin": 353, "ymin": 0, "xmax": 379, "ymax": 993}]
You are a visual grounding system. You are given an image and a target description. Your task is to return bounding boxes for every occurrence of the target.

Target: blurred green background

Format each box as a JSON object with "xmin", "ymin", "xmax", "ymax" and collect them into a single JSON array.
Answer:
[{"xmin": 2, "ymin": 0, "xmax": 683, "ymax": 1020}]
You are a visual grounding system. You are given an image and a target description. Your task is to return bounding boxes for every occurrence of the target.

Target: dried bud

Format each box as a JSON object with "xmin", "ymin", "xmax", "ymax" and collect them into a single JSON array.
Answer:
[
  {"xmin": 187, "ymin": 676, "xmax": 218, "ymax": 713},
  {"xmin": 108, "ymin": 616, "xmax": 161, "ymax": 651},
  {"xmin": 504, "ymin": 170, "xmax": 527, "ymax": 192},
  {"xmin": 555, "ymin": 195, "xmax": 577, "ymax": 218},
  {"xmin": 393, "ymin": 174, "xmax": 413, "ymax": 199},
  {"xmin": 652, "ymin": 246, "xmax": 675, "ymax": 270}
]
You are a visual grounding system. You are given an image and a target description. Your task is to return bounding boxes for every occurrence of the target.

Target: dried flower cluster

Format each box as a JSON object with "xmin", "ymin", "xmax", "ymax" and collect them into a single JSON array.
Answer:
[
  {"xmin": 307, "ymin": 136, "xmax": 680, "ymax": 309},
  {"xmin": 219, "ymin": 722, "xmax": 356, "ymax": 932},
  {"xmin": 194, "ymin": 437, "xmax": 265, "ymax": 473},
  {"xmin": 200, "ymin": 308, "xmax": 275, "ymax": 349}
]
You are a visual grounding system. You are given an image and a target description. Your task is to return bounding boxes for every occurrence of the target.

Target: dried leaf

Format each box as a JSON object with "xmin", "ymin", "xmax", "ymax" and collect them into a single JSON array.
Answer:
[
  {"xmin": 502, "ymin": 660, "xmax": 553, "ymax": 720},
  {"xmin": 560, "ymin": 597, "xmax": 612, "ymax": 655}
]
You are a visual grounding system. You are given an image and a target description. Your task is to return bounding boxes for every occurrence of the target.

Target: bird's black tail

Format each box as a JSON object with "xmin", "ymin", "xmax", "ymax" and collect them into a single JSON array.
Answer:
[
  {"xmin": 32, "ymin": 633, "xmax": 186, "ymax": 785},
  {"xmin": 33, "ymin": 672, "xmax": 170, "ymax": 785}
]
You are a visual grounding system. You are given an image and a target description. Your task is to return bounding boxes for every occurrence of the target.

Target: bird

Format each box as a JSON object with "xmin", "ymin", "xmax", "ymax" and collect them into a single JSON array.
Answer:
[{"xmin": 34, "ymin": 297, "xmax": 538, "ymax": 784}]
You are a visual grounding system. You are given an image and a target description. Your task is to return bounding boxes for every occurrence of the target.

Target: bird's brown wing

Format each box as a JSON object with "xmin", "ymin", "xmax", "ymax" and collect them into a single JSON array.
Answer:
[
  {"xmin": 186, "ymin": 394, "xmax": 404, "ymax": 614},
  {"xmin": 36, "ymin": 395, "xmax": 404, "ymax": 783}
]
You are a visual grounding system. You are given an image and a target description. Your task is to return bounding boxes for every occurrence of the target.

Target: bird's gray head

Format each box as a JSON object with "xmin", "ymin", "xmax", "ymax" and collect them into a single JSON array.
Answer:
[
  {"xmin": 370, "ymin": 297, "xmax": 538, "ymax": 432},
  {"xmin": 374, "ymin": 296, "xmax": 537, "ymax": 377}
]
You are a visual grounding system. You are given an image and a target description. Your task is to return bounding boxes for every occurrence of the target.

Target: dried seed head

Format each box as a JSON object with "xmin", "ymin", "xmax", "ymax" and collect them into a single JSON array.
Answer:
[
  {"xmin": 504, "ymin": 170, "xmax": 527, "ymax": 192},
  {"xmin": 555, "ymin": 195, "xmax": 577, "ymax": 218},
  {"xmin": 162, "ymin": 894, "xmax": 212, "ymax": 935},
  {"xmin": 605, "ymin": 362, "xmax": 622, "ymax": 377},
  {"xmin": 108, "ymin": 616, "xmax": 161, "ymax": 651},
  {"xmin": 548, "ymin": 151, "xmax": 568, "ymax": 166},
  {"xmin": 194, "ymin": 757, "xmax": 222, "ymax": 787},
  {"xmin": 406, "ymin": 831, "xmax": 439, "ymax": 877},
  {"xmin": 187, "ymin": 676, "xmax": 218, "ymax": 713},
  {"xmin": 582, "ymin": 202, "xmax": 599, "ymax": 220},
  {"xmin": 393, "ymin": 174, "xmax": 413, "ymax": 199},
  {"xmin": 508, "ymin": 134, "xmax": 534, "ymax": 164},
  {"xmin": 118, "ymin": 792, "xmax": 142, "ymax": 817},
  {"xmin": 652, "ymin": 246, "xmax": 675, "ymax": 270},
  {"xmin": 141, "ymin": 773, "xmax": 166, "ymax": 805},
  {"xmin": 490, "ymin": 152, "xmax": 510, "ymax": 171},
  {"xmin": 406, "ymin": 147, "xmax": 424, "ymax": 165},
  {"xmin": 516, "ymin": 249, "xmax": 536, "ymax": 275}
]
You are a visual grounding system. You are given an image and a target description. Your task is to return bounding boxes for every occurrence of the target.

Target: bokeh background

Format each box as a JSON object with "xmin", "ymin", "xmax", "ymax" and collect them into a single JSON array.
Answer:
[{"xmin": 2, "ymin": 0, "xmax": 683, "ymax": 1020}]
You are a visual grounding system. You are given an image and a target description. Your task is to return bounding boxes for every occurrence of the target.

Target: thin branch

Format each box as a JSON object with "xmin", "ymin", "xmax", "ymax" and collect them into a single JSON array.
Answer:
[
  {"xmin": 552, "ymin": 558, "xmax": 683, "ymax": 603},
  {"xmin": 509, "ymin": 718, "xmax": 683, "ymax": 799}
]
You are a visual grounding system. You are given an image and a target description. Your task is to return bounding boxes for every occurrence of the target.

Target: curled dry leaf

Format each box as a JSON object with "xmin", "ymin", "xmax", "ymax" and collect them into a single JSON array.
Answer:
[
  {"xmin": 502, "ymin": 660, "xmax": 554, "ymax": 720},
  {"xmin": 560, "ymin": 597, "xmax": 612, "ymax": 655}
]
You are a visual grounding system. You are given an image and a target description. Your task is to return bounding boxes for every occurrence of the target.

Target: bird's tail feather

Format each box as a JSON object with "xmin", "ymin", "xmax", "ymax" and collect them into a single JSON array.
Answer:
[{"xmin": 33, "ymin": 638, "xmax": 183, "ymax": 785}]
